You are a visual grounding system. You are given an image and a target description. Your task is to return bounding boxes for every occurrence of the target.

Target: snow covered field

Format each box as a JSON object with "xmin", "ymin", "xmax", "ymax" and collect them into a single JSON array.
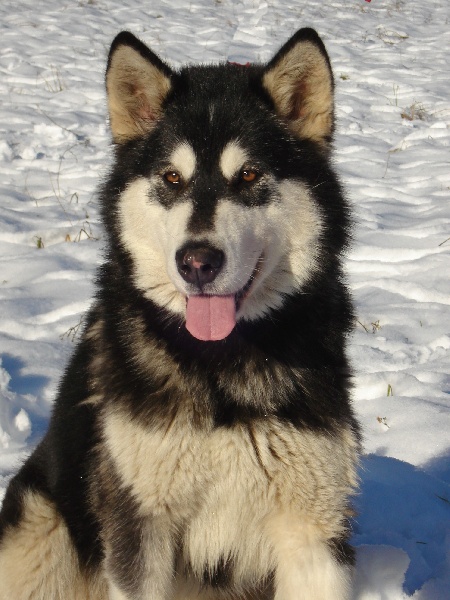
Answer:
[{"xmin": 0, "ymin": 0, "xmax": 449, "ymax": 597}]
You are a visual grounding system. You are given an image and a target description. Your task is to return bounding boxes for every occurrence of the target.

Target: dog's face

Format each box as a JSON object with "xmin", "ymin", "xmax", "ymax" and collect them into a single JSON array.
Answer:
[{"xmin": 106, "ymin": 30, "xmax": 336, "ymax": 340}]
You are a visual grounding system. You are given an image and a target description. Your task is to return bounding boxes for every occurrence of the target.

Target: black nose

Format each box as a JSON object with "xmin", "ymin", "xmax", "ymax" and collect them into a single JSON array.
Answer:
[{"xmin": 175, "ymin": 244, "xmax": 224, "ymax": 288}]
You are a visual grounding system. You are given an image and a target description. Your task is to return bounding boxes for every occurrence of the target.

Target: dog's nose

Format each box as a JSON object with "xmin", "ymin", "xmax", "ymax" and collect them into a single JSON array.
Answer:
[{"xmin": 175, "ymin": 245, "xmax": 224, "ymax": 288}]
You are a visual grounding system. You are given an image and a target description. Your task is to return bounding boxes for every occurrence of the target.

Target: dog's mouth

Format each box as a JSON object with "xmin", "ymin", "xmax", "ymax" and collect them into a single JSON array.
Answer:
[{"xmin": 185, "ymin": 255, "xmax": 263, "ymax": 341}]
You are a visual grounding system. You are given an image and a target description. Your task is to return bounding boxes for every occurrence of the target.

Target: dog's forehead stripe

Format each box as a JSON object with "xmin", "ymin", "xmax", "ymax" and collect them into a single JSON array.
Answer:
[
  {"xmin": 220, "ymin": 141, "xmax": 248, "ymax": 180},
  {"xmin": 170, "ymin": 142, "xmax": 196, "ymax": 180}
]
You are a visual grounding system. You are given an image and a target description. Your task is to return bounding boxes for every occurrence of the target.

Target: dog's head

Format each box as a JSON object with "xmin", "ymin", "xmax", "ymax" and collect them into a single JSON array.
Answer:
[{"xmin": 104, "ymin": 29, "xmax": 341, "ymax": 341}]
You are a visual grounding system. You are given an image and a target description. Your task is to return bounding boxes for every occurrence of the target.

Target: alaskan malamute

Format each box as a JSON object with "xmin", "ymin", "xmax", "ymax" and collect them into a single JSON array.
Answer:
[{"xmin": 0, "ymin": 28, "xmax": 360, "ymax": 600}]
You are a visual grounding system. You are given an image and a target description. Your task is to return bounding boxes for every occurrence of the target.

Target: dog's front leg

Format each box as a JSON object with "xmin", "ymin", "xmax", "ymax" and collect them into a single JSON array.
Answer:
[
  {"xmin": 105, "ymin": 516, "xmax": 176, "ymax": 600},
  {"xmin": 267, "ymin": 514, "xmax": 353, "ymax": 600}
]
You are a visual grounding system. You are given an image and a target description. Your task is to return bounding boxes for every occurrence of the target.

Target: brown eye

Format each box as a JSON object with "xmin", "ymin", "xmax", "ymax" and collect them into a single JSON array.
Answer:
[
  {"xmin": 164, "ymin": 171, "xmax": 181, "ymax": 185},
  {"xmin": 240, "ymin": 169, "xmax": 258, "ymax": 183}
]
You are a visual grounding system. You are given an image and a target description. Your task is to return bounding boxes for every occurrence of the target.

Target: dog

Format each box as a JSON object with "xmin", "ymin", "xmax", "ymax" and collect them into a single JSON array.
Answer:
[{"xmin": 0, "ymin": 28, "xmax": 360, "ymax": 600}]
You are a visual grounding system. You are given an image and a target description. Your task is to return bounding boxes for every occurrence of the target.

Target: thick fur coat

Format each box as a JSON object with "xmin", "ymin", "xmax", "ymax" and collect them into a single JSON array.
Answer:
[{"xmin": 0, "ymin": 28, "xmax": 360, "ymax": 600}]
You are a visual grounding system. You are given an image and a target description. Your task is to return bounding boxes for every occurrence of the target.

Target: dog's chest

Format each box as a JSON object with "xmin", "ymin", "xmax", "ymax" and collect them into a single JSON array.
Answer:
[
  {"xmin": 101, "ymin": 407, "xmax": 358, "ymax": 582},
  {"xmin": 102, "ymin": 409, "xmax": 285, "ymax": 580},
  {"xmin": 102, "ymin": 410, "xmax": 274, "ymax": 518}
]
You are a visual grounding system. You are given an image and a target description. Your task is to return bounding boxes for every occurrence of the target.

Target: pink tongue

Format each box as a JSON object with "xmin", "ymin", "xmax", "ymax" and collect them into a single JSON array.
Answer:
[{"xmin": 186, "ymin": 295, "xmax": 236, "ymax": 341}]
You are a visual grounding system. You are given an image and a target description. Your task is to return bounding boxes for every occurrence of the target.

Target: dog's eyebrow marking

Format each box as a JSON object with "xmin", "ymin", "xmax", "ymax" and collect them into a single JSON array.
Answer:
[
  {"xmin": 170, "ymin": 142, "xmax": 196, "ymax": 181},
  {"xmin": 220, "ymin": 141, "xmax": 248, "ymax": 180}
]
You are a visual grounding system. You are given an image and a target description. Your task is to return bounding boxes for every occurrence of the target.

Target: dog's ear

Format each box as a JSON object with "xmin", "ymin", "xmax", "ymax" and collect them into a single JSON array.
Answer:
[
  {"xmin": 262, "ymin": 28, "xmax": 334, "ymax": 147},
  {"xmin": 106, "ymin": 32, "xmax": 173, "ymax": 143}
]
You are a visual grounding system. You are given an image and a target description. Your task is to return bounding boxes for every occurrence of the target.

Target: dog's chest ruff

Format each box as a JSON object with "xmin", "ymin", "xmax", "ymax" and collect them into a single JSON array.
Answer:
[
  {"xmin": 103, "ymin": 411, "xmax": 272, "ymax": 514},
  {"xmin": 102, "ymin": 409, "xmax": 358, "ymax": 581}
]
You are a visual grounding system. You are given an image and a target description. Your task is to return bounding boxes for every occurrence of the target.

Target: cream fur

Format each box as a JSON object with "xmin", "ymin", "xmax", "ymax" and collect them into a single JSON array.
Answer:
[
  {"xmin": 118, "ymin": 177, "xmax": 191, "ymax": 316},
  {"xmin": 106, "ymin": 44, "xmax": 172, "ymax": 143},
  {"xmin": 0, "ymin": 492, "xmax": 107, "ymax": 600},
  {"xmin": 263, "ymin": 40, "xmax": 334, "ymax": 145},
  {"xmin": 267, "ymin": 515, "xmax": 351, "ymax": 600},
  {"xmin": 220, "ymin": 140, "xmax": 249, "ymax": 180},
  {"xmin": 171, "ymin": 576, "xmax": 272, "ymax": 600},
  {"xmin": 103, "ymin": 408, "xmax": 359, "ymax": 597},
  {"xmin": 108, "ymin": 583, "xmax": 129, "ymax": 600},
  {"xmin": 170, "ymin": 141, "xmax": 197, "ymax": 181}
]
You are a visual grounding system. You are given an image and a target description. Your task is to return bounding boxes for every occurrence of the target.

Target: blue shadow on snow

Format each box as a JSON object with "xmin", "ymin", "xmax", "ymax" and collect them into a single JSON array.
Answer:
[{"xmin": 352, "ymin": 454, "xmax": 450, "ymax": 595}]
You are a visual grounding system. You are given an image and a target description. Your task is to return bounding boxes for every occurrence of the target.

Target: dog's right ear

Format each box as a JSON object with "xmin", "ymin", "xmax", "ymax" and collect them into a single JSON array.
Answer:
[
  {"xmin": 262, "ymin": 28, "xmax": 335, "ymax": 148},
  {"xmin": 106, "ymin": 32, "xmax": 173, "ymax": 143}
]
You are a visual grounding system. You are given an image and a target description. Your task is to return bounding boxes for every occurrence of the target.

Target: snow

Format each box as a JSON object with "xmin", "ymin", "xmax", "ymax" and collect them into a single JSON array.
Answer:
[{"xmin": 0, "ymin": 0, "xmax": 449, "ymax": 597}]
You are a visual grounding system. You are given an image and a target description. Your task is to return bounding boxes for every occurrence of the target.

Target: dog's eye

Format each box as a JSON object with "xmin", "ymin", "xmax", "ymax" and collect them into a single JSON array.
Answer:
[
  {"xmin": 239, "ymin": 169, "xmax": 259, "ymax": 184},
  {"xmin": 164, "ymin": 171, "xmax": 182, "ymax": 185}
]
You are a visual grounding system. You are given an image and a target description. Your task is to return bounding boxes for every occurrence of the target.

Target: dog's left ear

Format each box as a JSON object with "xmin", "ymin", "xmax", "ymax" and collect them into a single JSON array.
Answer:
[
  {"xmin": 106, "ymin": 32, "xmax": 174, "ymax": 143},
  {"xmin": 262, "ymin": 28, "xmax": 334, "ymax": 147}
]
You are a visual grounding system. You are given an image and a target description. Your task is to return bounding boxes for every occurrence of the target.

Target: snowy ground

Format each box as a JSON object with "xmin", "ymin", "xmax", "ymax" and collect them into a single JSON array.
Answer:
[{"xmin": 0, "ymin": 0, "xmax": 449, "ymax": 598}]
